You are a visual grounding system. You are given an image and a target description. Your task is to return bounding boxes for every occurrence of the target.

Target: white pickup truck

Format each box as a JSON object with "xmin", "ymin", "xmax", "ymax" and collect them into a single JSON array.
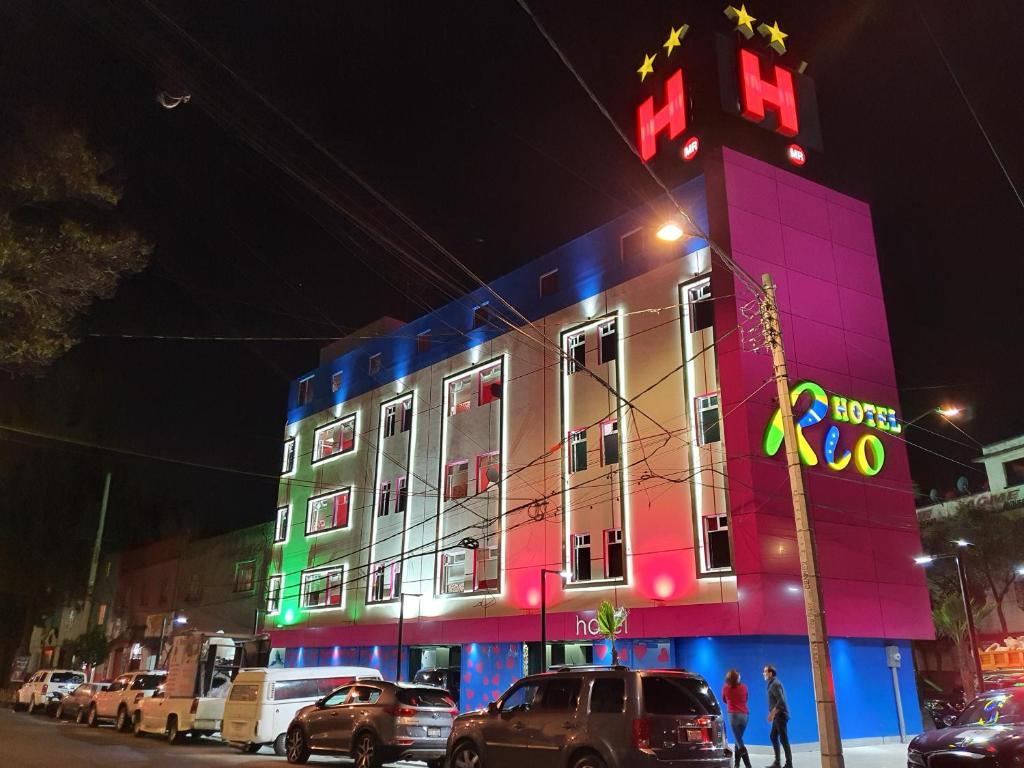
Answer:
[{"xmin": 134, "ymin": 631, "xmax": 268, "ymax": 743}]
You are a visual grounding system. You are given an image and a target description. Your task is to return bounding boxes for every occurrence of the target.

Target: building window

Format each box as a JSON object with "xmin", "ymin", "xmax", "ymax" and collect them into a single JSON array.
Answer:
[
  {"xmin": 441, "ymin": 551, "xmax": 469, "ymax": 594},
  {"xmin": 378, "ymin": 481, "xmax": 392, "ymax": 517},
  {"xmin": 396, "ymin": 477, "xmax": 408, "ymax": 514},
  {"xmin": 688, "ymin": 282, "xmax": 713, "ymax": 332},
  {"xmin": 267, "ymin": 575, "xmax": 283, "ymax": 614},
  {"xmin": 282, "ymin": 438, "xmax": 296, "ymax": 475},
  {"xmin": 306, "ymin": 489, "xmax": 351, "ymax": 534},
  {"xmin": 539, "ymin": 269, "xmax": 559, "ymax": 298},
  {"xmin": 570, "ymin": 430, "xmax": 588, "ymax": 473},
  {"xmin": 445, "ymin": 460, "xmax": 469, "ymax": 500},
  {"xmin": 370, "ymin": 561, "xmax": 401, "ymax": 602},
  {"xmin": 601, "ymin": 419, "xmax": 619, "ymax": 465},
  {"xmin": 331, "ymin": 371, "xmax": 343, "ymax": 392},
  {"xmin": 312, "ymin": 415, "xmax": 356, "ymax": 462},
  {"xmin": 234, "ymin": 560, "xmax": 256, "ymax": 593},
  {"xmin": 621, "ymin": 228, "xmax": 644, "ymax": 260},
  {"xmin": 568, "ymin": 332, "xmax": 586, "ymax": 374},
  {"xmin": 301, "ymin": 567, "xmax": 345, "ymax": 609},
  {"xmin": 401, "ymin": 398, "xmax": 413, "ymax": 432},
  {"xmin": 417, "ymin": 330, "xmax": 431, "ymax": 354},
  {"xmin": 1005, "ymin": 459, "xmax": 1024, "ymax": 487},
  {"xmin": 573, "ymin": 533, "xmax": 592, "ymax": 581},
  {"xmin": 606, "ymin": 529, "xmax": 623, "ymax": 579},
  {"xmin": 696, "ymin": 394, "xmax": 721, "ymax": 445},
  {"xmin": 598, "ymin": 320, "xmax": 618, "ymax": 364},
  {"xmin": 472, "ymin": 303, "xmax": 491, "ymax": 330},
  {"xmin": 297, "ymin": 376, "xmax": 315, "ymax": 406},
  {"xmin": 475, "ymin": 544, "xmax": 499, "ymax": 590},
  {"xmin": 383, "ymin": 404, "xmax": 398, "ymax": 438},
  {"xmin": 477, "ymin": 452, "xmax": 501, "ymax": 492},
  {"xmin": 369, "ymin": 353, "xmax": 382, "ymax": 376},
  {"xmin": 274, "ymin": 506, "xmax": 289, "ymax": 543},
  {"xmin": 703, "ymin": 514, "xmax": 732, "ymax": 570},
  {"xmin": 478, "ymin": 365, "xmax": 502, "ymax": 406},
  {"xmin": 448, "ymin": 376, "xmax": 472, "ymax": 416}
]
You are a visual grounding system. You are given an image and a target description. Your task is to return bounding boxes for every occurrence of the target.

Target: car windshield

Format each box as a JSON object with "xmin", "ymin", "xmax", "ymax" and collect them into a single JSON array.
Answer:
[
  {"xmin": 51, "ymin": 672, "xmax": 85, "ymax": 684},
  {"xmin": 642, "ymin": 675, "xmax": 721, "ymax": 716},
  {"xmin": 131, "ymin": 674, "xmax": 166, "ymax": 690},
  {"xmin": 958, "ymin": 693, "xmax": 1024, "ymax": 726},
  {"xmin": 414, "ymin": 670, "xmax": 445, "ymax": 686},
  {"xmin": 397, "ymin": 688, "xmax": 454, "ymax": 708}
]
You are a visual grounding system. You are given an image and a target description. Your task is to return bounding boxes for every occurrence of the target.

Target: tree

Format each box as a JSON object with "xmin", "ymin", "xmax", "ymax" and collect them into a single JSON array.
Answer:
[
  {"xmin": 0, "ymin": 110, "xmax": 152, "ymax": 374},
  {"xmin": 596, "ymin": 601, "xmax": 628, "ymax": 666},
  {"xmin": 931, "ymin": 589, "xmax": 993, "ymax": 702},
  {"xmin": 68, "ymin": 625, "xmax": 111, "ymax": 670}
]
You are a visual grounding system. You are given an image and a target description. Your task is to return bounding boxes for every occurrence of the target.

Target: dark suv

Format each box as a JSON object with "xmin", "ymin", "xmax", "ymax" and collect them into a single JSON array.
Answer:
[
  {"xmin": 285, "ymin": 681, "xmax": 457, "ymax": 768},
  {"xmin": 446, "ymin": 666, "xmax": 730, "ymax": 768}
]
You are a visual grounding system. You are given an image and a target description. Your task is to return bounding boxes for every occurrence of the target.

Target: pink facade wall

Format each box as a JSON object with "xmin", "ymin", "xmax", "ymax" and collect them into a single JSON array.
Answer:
[{"xmin": 712, "ymin": 148, "xmax": 933, "ymax": 640}]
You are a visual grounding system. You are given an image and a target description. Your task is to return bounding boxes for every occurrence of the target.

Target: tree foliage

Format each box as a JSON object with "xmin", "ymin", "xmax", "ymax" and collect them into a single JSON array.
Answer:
[
  {"xmin": 596, "ymin": 600, "xmax": 628, "ymax": 666},
  {"xmin": 932, "ymin": 589, "xmax": 993, "ymax": 701},
  {"xmin": 66, "ymin": 625, "xmax": 111, "ymax": 668},
  {"xmin": 0, "ymin": 111, "xmax": 151, "ymax": 373}
]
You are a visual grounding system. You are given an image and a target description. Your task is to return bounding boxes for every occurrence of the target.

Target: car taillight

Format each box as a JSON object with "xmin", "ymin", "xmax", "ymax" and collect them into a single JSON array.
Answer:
[
  {"xmin": 695, "ymin": 715, "xmax": 714, "ymax": 744},
  {"xmin": 386, "ymin": 706, "xmax": 417, "ymax": 718},
  {"xmin": 190, "ymin": 698, "xmax": 199, "ymax": 714},
  {"xmin": 449, "ymin": 707, "xmax": 459, "ymax": 716},
  {"xmin": 41, "ymin": 684, "xmax": 48, "ymax": 694},
  {"xmin": 632, "ymin": 717, "xmax": 651, "ymax": 749}
]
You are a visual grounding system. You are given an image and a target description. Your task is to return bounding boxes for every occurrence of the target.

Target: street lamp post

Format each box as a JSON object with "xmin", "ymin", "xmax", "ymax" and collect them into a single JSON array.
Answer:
[
  {"xmin": 905, "ymin": 406, "xmax": 963, "ymax": 429},
  {"xmin": 540, "ymin": 568, "xmax": 571, "ymax": 672},
  {"xmin": 915, "ymin": 545, "xmax": 984, "ymax": 693},
  {"xmin": 396, "ymin": 593, "xmax": 422, "ymax": 682}
]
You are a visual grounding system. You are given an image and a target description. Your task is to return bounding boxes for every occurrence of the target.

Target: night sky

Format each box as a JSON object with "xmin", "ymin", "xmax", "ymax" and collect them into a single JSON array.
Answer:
[{"xmin": 0, "ymin": 0, "xmax": 1020, "ymax": 564}]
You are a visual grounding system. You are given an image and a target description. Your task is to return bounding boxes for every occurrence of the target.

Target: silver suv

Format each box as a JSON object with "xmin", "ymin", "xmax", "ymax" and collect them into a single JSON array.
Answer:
[
  {"xmin": 447, "ymin": 666, "xmax": 730, "ymax": 768},
  {"xmin": 285, "ymin": 681, "xmax": 457, "ymax": 768}
]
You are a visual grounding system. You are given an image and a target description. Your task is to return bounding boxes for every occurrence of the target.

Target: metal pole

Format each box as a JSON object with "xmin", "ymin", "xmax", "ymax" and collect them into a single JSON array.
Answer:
[
  {"xmin": 157, "ymin": 616, "xmax": 167, "ymax": 669},
  {"xmin": 396, "ymin": 595, "xmax": 406, "ymax": 682},
  {"xmin": 541, "ymin": 570, "xmax": 548, "ymax": 672},
  {"xmin": 762, "ymin": 275, "xmax": 845, "ymax": 768},
  {"xmin": 890, "ymin": 666, "xmax": 906, "ymax": 742},
  {"xmin": 84, "ymin": 473, "xmax": 112, "ymax": 617},
  {"xmin": 955, "ymin": 553, "xmax": 984, "ymax": 693}
]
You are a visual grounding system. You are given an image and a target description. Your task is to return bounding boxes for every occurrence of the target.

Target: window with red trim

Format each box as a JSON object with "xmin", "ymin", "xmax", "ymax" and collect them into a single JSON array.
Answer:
[
  {"xmin": 445, "ymin": 460, "xmax": 469, "ymax": 500},
  {"xmin": 477, "ymin": 452, "xmax": 500, "ymax": 492},
  {"xmin": 478, "ymin": 365, "xmax": 502, "ymax": 406},
  {"xmin": 307, "ymin": 490, "xmax": 350, "ymax": 534},
  {"xmin": 601, "ymin": 419, "xmax": 619, "ymax": 465},
  {"xmin": 448, "ymin": 377, "xmax": 472, "ymax": 416},
  {"xmin": 297, "ymin": 376, "xmax": 315, "ymax": 406},
  {"xmin": 313, "ymin": 416, "xmax": 356, "ymax": 462}
]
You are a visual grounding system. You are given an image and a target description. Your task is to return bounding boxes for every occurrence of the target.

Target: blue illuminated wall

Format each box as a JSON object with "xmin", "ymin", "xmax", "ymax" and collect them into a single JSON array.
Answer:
[{"xmin": 460, "ymin": 642, "xmax": 522, "ymax": 710}]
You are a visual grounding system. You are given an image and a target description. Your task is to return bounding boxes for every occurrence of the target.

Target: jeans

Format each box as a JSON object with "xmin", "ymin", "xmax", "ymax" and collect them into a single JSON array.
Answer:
[
  {"xmin": 728, "ymin": 712, "xmax": 748, "ymax": 751},
  {"xmin": 770, "ymin": 713, "xmax": 793, "ymax": 765}
]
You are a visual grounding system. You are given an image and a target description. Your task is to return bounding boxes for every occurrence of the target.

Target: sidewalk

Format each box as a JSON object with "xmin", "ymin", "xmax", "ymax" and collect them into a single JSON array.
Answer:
[{"xmin": 746, "ymin": 743, "xmax": 907, "ymax": 767}]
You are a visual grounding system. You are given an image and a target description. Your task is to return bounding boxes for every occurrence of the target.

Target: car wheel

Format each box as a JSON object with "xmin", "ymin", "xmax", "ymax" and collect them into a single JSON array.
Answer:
[
  {"xmin": 27, "ymin": 698, "xmax": 39, "ymax": 715},
  {"xmin": 273, "ymin": 733, "xmax": 288, "ymax": 756},
  {"xmin": 116, "ymin": 706, "xmax": 130, "ymax": 732},
  {"xmin": 87, "ymin": 705, "xmax": 99, "ymax": 727},
  {"xmin": 452, "ymin": 742, "xmax": 483, "ymax": 768},
  {"xmin": 132, "ymin": 711, "xmax": 145, "ymax": 737},
  {"xmin": 353, "ymin": 731, "xmax": 383, "ymax": 768},
  {"xmin": 285, "ymin": 727, "xmax": 310, "ymax": 764},
  {"xmin": 75, "ymin": 707, "xmax": 87, "ymax": 725},
  {"xmin": 427, "ymin": 759, "xmax": 446, "ymax": 768},
  {"xmin": 13, "ymin": 700, "xmax": 26, "ymax": 712},
  {"xmin": 571, "ymin": 752, "xmax": 607, "ymax": 768},
  {"xmin": 167, "ymin": 716, "xmax": 184, "ymax": 745},
  {"xmin": 55, "ymin": 702, "xmax": 65, "ymax": 720}
]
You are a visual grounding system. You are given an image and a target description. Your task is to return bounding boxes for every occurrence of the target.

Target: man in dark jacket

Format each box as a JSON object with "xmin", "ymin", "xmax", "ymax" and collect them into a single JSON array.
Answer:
[{"xmin": 763, "ymin": 664, "xmax": 792, "ymax": 768}]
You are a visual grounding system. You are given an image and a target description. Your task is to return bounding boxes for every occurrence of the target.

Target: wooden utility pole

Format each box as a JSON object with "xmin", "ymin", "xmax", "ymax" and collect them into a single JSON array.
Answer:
[{"xmin": 762, "ymin": 274, "xmax": 845, "ymax": 768}]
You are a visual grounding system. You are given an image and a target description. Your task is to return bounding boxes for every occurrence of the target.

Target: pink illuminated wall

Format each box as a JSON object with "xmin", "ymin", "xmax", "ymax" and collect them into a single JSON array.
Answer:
[{"xmin": 711, "ymin": 148, "xmax": 933, "ymax": 640}]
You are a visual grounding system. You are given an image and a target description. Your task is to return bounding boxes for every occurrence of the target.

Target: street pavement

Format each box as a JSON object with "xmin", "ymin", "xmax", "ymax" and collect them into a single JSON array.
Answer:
[{"xmin": 1, "ymin": 706, "xmax": 911, "ymax": 767}]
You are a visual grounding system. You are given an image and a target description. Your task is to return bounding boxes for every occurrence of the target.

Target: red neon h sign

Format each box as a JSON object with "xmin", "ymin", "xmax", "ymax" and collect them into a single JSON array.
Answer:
[
  {"xmin": 738, "ymin": 48, "xmax": 799, "ymax": 137},
  {"xmin": 637, "ymin": 69, "xmax": 687, "ymax": 162}
]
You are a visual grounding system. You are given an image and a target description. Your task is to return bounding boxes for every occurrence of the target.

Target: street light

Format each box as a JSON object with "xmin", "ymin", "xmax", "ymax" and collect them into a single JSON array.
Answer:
[
  {"xmin": 915, "ymin": 544, "xmax": 984, "ymax": 692},
  {"xmin": 157, "ymin": 611, "xmax": 188, "ymax": 668},
  {"xmin": 540, "ymin": 568, "xmax": 571, "ymax": 672},
  {"xmin": 656, "ymin": 221, "xmax": 684, "ymax": 241},
  {"xmin": 395, "ymin": 593, "xmax": 422, "ymax": 682},
  {"xmin": 904, "ymin": 405, "xmax": 965, "ymax": 428}
]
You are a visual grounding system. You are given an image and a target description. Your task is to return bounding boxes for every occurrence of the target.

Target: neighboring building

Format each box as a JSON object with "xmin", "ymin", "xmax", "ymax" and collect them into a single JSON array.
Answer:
[
  {"xmin": 917, "ymin": 434, "xmax": 1024, "ymax": 634},
  {"xmin": 264, "ymin": 147, "xmax": 931, "ymax": 746},
  {"xmin": 177, "ymin": 523, "xmax": 274, "ymax": 635}
]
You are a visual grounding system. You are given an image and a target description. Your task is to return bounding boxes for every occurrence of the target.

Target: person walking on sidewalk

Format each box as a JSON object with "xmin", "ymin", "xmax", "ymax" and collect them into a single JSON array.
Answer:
[
  {"xmin": 763, "ymin": 664, "xmax": 793, "ymax": 768},
  {"xmin": 722, "ymin": 668, "xmax": 751, "ymax": 768}
]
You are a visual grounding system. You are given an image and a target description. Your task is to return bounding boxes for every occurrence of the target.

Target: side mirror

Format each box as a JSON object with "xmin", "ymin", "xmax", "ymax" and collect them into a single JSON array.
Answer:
[
  {"xmin": 315, "ymin": 697, "xmax": 327, "ymax": 709},
  {"xmin": 487, "ymin": 702, "xmax": 498, "ymax": 715}
]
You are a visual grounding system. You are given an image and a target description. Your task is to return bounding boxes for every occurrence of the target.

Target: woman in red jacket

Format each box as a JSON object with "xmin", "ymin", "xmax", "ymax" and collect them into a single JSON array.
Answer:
[{"xmin": 722, "ymin": 669, "xmax": 751, "ymax": 768}]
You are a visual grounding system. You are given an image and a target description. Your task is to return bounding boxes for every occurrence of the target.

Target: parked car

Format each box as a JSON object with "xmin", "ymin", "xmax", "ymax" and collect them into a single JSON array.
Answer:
[
  {"xmin": 447, "ymin": 666, "xmax": 730, "ymax": 768},
  {"xmin": 221, "ymin": 665, "xmax": 382, "ymax": 756},
  {"xmin": 87, "ymin": 670, "xmax": 166, "ymax": 731},
  {"xmin": 284, "ymin": 681, "xmax": 457, "ymax": 767},
  {"xmin": 14, "ymin": 669, "xmax": 86, "ymax": 714},
  {"xmin": 414, "ymin": 667, "xmax": 462, "ymax": 707},
  {"xmin": 55, "ymin": 682, "xmax": 111, "ymax": 722},
  {"xmin": 909, "ymin": 687, "xmax": 1024, "ymax": 766}
]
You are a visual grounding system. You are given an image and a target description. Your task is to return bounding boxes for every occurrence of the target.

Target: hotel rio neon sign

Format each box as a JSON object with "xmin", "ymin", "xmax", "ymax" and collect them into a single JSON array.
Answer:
[{"xmin": 763, "ymin": 381, "xmax": 901, "ymax": 477}]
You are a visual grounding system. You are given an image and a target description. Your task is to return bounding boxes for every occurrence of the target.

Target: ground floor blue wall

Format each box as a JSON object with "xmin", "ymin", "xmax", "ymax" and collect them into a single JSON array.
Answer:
[{"xmin": 276, "ymin": 634, "xmax": 921, "ymax": 745}]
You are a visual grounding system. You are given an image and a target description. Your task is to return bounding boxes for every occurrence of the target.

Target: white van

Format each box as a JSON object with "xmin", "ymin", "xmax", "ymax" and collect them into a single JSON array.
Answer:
[{"xmin": 221, "ymin": 665, "xmax": 382, "ymax": 755}]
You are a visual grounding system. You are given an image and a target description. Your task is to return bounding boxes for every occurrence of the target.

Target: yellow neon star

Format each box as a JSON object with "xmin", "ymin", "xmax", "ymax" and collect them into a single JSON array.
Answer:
[
  {"xmin": 758, "ymin": 20, "xmax": 788, "ymax": 54},
  {"xmin": 663, "ymin": 24, "xmax": 689, "ymax": 56},
  {"xmin": 724, "ymin": 4, "xmax": 757, "ymax": 39},
  {"xmin": 637, "ymin": 52, "xmax": 657, "ymax": 82}
]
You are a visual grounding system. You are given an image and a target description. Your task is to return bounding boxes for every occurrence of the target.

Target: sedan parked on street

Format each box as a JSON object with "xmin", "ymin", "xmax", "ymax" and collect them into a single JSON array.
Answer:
[
  {"xmin": 908, "ymin": 687, "xmax": 1024, "ymax": 766},
  {"xmin": 447, "ymin": 666, "xmax": 730, "ymax": 768},
  {"xmin": 55, "ymin": 683, "xmax": 111, "ymax": 722},
  {"xmin": 285, "ymin": 681, "xmax": 457, "ymax": 767}
]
